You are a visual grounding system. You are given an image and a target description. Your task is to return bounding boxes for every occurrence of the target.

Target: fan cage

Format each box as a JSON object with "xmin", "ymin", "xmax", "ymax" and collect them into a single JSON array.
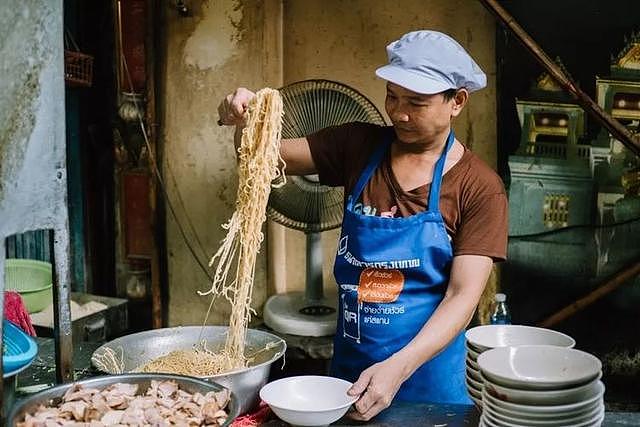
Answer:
[{"xmin": 267, "ymin": 79, "xmax": 386, "ymax": 232}]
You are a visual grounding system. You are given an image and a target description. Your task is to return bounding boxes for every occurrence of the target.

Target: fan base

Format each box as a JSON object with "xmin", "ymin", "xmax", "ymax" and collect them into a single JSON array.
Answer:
[{"xmin": 263, "ymin": 291, "xmax": 337, "ymax": 337}]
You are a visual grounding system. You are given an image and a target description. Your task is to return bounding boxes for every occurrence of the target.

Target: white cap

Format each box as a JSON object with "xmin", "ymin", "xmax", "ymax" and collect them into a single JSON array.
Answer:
[
  {"xmin": 375, "ymin": 30, "xmax": 487, "ymax": 95},
  {"xmin": 495, "ymin": 293, "xmax": 506, "ymax": 302}
]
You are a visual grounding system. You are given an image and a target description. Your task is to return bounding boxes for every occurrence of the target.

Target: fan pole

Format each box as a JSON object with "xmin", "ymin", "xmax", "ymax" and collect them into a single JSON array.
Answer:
[{"xmin": 305, "ymin": 232, "xmax": 324, "ymax": 302}]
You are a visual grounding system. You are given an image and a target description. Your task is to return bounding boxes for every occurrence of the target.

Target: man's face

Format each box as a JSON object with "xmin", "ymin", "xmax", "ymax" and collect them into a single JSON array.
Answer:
[{"xmin": 384, "ymin": 83, "xmax": 465, "ymax": 144}]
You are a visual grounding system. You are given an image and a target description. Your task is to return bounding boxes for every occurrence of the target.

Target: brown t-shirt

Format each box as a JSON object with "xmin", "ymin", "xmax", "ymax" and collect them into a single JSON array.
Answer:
[{"xmin": 307, "ymin": 122, "xmax": 508, "ymax": 261}]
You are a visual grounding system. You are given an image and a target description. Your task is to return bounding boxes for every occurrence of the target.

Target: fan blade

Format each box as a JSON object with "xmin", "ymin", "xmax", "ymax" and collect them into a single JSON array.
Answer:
[{"xmin": 268, "ymin": 79, "xmax": 386, "ymax": 232}]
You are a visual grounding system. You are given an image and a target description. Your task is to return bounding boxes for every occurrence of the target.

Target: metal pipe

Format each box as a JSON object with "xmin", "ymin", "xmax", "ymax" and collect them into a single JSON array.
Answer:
[
  {"xmin": 51, "ymin": 229, "xmax": 74, "ymax": 382},
  {"xmin": 478, "ymin": 0, "xmax": 640, "ymax": 157},
  {"xmin": 539, "ymin": 260, "xmax": 640, "ymax": 327},
  {"xmin": 146, "ymin": 0, "xmax": 163, "ymax": 329},
  {"xmin": 306, "ymin": 232, "xmax": 324, "ymax": 302}
]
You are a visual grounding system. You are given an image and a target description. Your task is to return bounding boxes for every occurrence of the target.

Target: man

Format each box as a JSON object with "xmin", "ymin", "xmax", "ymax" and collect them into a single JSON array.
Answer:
[{"xmin": 218, "ymin": 30, "xmax": 507, "ymax": 420}]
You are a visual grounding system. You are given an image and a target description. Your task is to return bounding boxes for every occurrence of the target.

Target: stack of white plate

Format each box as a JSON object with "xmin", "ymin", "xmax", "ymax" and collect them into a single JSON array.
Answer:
[
  {"xmin": 464, "ymin": 325, "xmax": 576, "ymax": 408},
  {"xmin": 477, "ymin": 345, "xmax": 604, "ymax": 427}
]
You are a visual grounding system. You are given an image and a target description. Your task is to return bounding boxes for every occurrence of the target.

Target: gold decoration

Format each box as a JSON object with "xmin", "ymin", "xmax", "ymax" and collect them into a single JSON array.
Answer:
[
  {"xmin": 535, "ymin": 56, "xmax": 573, "ymax": 92},
  {"xmin": 613, "ymin": 31, "xmax": 640, "ymax": 70}
]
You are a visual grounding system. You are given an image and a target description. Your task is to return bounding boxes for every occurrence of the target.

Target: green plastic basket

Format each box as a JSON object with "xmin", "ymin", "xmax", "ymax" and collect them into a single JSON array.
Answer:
[{"xmin": 4, "ymin": 259, "xmax": 53, "ymax": 314}]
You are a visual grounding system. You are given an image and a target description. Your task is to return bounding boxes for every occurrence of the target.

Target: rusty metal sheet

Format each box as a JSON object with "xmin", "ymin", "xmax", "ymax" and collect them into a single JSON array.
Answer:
[
  {"xmin": 119, "ymin": 0, "xmax": 146, "ymax": 92},
  {"xmin": 121, "ymin": 170, "xmax": 153, "ymax": 259}
]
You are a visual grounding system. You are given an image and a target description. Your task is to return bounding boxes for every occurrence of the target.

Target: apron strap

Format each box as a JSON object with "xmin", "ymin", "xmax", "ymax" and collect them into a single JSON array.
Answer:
[
  {"xmin": 427, "ymin": 130, "xmax": 455, "ymax": 213},
  {"xmin": 347, "ymin": 135, "xmax": 393, "ymax": 210},
  {"xmin": 347, "ymin": 128, "xmax": 455, "ymax": 213}
]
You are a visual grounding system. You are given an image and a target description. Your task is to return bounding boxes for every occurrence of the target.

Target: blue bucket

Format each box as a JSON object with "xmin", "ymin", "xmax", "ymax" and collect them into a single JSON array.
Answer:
[{"xmin": 3, "ymin": 319, "xmax": 38, "ymax": 377}]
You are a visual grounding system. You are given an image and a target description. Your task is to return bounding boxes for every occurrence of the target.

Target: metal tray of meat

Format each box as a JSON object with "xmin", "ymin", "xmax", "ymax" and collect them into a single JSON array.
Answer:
[{"xmin": 8, "ymin": 373, "xmax": 240, "ymax": 427}]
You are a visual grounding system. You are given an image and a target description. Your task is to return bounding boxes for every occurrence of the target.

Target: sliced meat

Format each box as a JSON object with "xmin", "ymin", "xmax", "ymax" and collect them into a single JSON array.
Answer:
[
  {"xmin": 201, "ymin": 402, "xmax": 220, "ymax": 424},
  {"xmin": 119, "ymin": 407, "xmax": 146, "ymax": 425},
  {"xmin": 100, "ymin": 410, "xmax": 124, "ymax": 425},
  {"xmin": 213, "ymin": 389, "xmax": 229, "ymax": 409},
  {"xmin": 157, "ymin": 381, "xmax": 178, "ymax": 398},
  {"xmin": 18, "ymin": 381, "xmax": 229, "ymax": 427},
  {"xmin": 192, "ymin": 393, "xmax": 205, "ymax": 406},
  {"xmin": 64, "ymin": 386, "xmax": 99, "ymax": 403},
  {"xmin": 59, "ymin": 401, "xmax": 88, "ymax": 420},
  {"xmin": 107, "ymin": 383, "xmax": 138, "ymax": 397}
]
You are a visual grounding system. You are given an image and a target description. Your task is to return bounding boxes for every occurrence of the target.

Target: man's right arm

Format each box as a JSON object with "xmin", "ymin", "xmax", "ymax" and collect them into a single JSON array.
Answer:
[{"xmin": 219, "ymin": 87, "xmax": 317, "ymax": 176}]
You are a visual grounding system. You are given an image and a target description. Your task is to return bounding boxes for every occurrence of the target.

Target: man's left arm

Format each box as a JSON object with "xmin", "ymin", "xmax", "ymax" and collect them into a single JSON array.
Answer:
[{"xmin": 347, "ymin": 255, "xmax": 493, "ymax": 421}]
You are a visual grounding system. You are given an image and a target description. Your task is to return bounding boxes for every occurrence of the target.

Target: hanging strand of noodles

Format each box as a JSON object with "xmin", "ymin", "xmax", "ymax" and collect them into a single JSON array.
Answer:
[
  {"xmin": 197, "ymin": 88, "xmax": 286, "ymax": 369},
  {"xmin": 134, "ymin": 89, "xmax": 285, "ymax": 376}
]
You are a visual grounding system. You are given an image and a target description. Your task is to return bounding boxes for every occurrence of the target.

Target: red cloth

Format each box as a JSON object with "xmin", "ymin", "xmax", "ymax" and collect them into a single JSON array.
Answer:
[
  {"xmin": 3, "ymin": 291, "xmax": 36, "ymax": 336},
  {"xmin": 231, "ymin": 401, "xmax": 273, "ymax": 427}
]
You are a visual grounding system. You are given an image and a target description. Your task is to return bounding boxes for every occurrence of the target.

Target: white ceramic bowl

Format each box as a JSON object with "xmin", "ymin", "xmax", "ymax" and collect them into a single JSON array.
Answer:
[
  {"xmin": 467, "ymin": 384, "xmax": 482, "ymax": 399},
  {"xmin": 466, "ymin": 355, "xmax": 480, "ymax": 371},
  {"xmin": 484, "ymin": 400, "xmax": 604, "ymax": 426},
  {"xmin": 466, "ymin": 344, "xmax": 481, "ymax": 361},
  {"xmin": 481, "ymin": 383, "xmax": 604, "ymax": 416},
  {"xmin": 479, "ymin": 414, "xmax": 494, "ymax": 427},
  {"xmin": 260, "ymin": 376, "xmax": 358, "ymax": 426},
  {"xmin": 466, "ymin": 378, "xmax": 482, "ymax": 396},
  {"xmin": 470, "ymin": 394, "xmax": 483, "ymax": 409},
  {"xmin": 466, "ymin": 373, "xmax": 483, "ymax": 391},
  {"xmin": 477, "ymin": 345, "xmax": 602, "ymax": 390},
  {"xmin": 483, "ymin": 372, "xmax": 602, "ymax": 405},
  {"xmin": 466, "ymin": 365, "xmax": 482, "ymax": 383},
  {"xmin": 467, "ymin": 341, "xmax": 485, "ymax": 354},
  {"xmin": 483, "ymin": 395, "xmax": 603, "ymax": 422},
  {"xmin": 483, "ymin": 403, "xmax": 604, "ymax": 427},
  {"xmin": 465, "ymin": 325, "xmax": 575, "ymax": 352}
]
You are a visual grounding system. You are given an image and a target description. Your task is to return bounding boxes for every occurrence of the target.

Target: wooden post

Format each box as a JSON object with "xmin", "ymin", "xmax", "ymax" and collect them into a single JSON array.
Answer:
[
  {"xmin": 478, "ymin": 0, "xmax": 640, "ymax": 157},
  {"xmin": 539, "ymin": 260, "xmax": 640, "ymax": 327},
  {"xmin": 146, "ymin": 0, "xmax": 163, "ymax": 329},
  {"xmin": 51, "ymin": 229, "xmax": 74, "ymax": 383}
]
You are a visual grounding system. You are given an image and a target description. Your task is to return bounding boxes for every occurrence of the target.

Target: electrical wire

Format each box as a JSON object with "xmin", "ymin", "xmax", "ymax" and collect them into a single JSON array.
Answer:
[{"xmin": 120, "ymin": 51, "xmax": 214, "ymax": 282}]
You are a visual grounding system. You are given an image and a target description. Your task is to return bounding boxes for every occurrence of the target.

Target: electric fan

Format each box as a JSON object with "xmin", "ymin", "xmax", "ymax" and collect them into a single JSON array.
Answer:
[{"xmin": 263, "ymin": 79, "xmax": 386, "ymax": 337}]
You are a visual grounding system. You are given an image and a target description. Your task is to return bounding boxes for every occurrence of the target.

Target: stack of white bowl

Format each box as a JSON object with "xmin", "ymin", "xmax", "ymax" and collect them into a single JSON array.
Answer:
[
  {"xmin": 465, "ymin": 338, "xmax": 485, "ymax": 406},
  {"xmin": 477, "ymin": 345, "xmax": 604, "ymax": 427},
  {"xmin": 464, "ymin": 325, "xmax": 576, "ymax": 408}
]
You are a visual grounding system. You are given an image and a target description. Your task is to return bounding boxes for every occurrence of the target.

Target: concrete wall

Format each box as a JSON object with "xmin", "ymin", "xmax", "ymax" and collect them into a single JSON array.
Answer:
[
  {"xmin": 0, "ymin": 1, "xmax": 70, "ymax": 309},
  {"xmin": 163, "ymin": 0, "xmax": 496, "ymax": 324},
  {"xmin": 163, "ymin": 0, "xmax": 281, "ymax": 325}
]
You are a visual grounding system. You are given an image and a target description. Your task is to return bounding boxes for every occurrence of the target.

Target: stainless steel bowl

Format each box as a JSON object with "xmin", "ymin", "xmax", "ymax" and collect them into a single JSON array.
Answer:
[
  {"xmin": 90, "ymin": 326, "xmax": 286, "ymax": 414},
  {"xmin": 3, "ymin": 357, "xmax": 36, "ymax": 415},
  {"xmin": 8, "ymin": 373, "xmax": 240, "ymax": 427}
]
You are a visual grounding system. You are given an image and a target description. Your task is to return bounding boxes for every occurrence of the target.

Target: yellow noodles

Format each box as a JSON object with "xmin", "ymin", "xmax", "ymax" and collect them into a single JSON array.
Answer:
[
  {"xmin": 138, "ymin": 88, "xmax": 285, "ymax": 375},
  {"xmin": 92, "ymin": 346, "xmax": 125, "ymax": 374},
  {"xmin": 135, "ymin": 347, "xmax": 235, "ymax": 377}
]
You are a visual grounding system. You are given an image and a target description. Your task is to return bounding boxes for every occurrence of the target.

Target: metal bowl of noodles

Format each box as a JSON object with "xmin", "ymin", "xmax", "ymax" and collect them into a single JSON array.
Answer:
[
  {"xmin": 9, "ymin": 373, "xmax": 240, "ymax": 426},
  {"xmin": 91, "ymin": 326, "xmax": 286, "ymax": 415}
]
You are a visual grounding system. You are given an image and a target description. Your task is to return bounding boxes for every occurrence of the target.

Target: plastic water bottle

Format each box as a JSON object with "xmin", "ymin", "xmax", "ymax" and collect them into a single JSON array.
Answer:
[{"xmin": 490, "ymin": 293, "xmax": 511, "ymax": 325}]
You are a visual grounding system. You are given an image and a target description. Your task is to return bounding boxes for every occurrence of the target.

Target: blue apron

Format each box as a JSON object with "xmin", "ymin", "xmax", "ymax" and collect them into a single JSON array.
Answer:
[{"xmin": 331, "ymin": 129, "xmax": 470, "ymax": 404}]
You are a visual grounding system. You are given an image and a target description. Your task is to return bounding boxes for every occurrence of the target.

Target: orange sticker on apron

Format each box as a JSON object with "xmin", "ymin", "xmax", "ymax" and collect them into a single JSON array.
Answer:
[{"xmin": 358, "ymin": 268, "xmax": 405, "ymax": 303}]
